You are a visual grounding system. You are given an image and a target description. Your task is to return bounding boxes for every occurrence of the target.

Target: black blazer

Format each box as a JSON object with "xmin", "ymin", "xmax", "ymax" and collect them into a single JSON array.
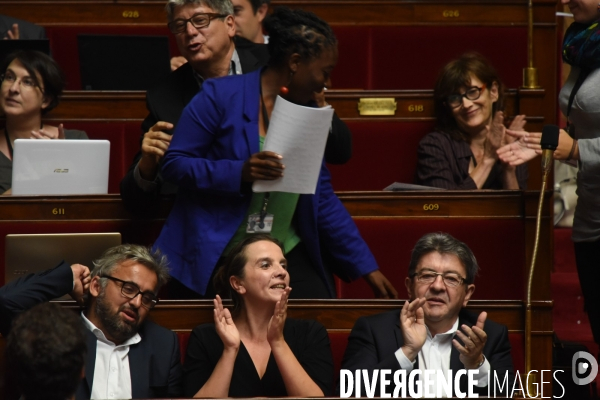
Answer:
[
  {"xmin": 340, "ymin": 308, "xmax": 514, "ymax": 397},
  {"xmin": 0, "ymin": 15, "xmax": 46, "ymax": 39},
  {"xmin": 0, "ymin": 261, "xmax": 73, "ymax": 337},
  {"xmin": 76, "ymin": 320, "xmax": 183, "ymax": 399}
]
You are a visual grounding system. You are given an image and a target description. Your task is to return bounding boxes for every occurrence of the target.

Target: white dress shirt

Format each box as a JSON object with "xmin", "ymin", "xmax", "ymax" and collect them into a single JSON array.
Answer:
[
  {"xmin": 394, "ymin": 318, "xmax": 490, "ymax": 397},
  {"xmin": 81, "ymin": 312, "xmax": 141, "ymax": 400}
]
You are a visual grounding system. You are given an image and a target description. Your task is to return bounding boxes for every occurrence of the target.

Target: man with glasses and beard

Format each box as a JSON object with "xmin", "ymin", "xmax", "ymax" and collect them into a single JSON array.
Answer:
[
  {"xmin": 78, "ymin": 244, "xmax": 181, "ymax": 399},
  {"xmin": 340, "ymin": 232, "xmax": 514, "ymax": 397},
  {"xmin": 0, "ymin": 244, "xmax": 181, "ymax": 399}
]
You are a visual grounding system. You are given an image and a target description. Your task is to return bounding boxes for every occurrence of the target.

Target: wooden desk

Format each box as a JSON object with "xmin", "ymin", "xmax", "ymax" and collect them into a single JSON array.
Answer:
[{"xmin": 0, "ymin": 190, "xmax": 552, "ymax": 301}]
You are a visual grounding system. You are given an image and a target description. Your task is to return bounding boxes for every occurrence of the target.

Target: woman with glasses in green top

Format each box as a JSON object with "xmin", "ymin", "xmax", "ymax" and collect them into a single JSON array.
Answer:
[{"xmin": 414, "ymin": 52, "xmax": 528, "ymax": 190}]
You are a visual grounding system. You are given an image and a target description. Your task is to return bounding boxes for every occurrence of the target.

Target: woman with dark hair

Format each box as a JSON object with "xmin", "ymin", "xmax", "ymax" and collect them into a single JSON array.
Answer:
[
  {"xmin": 0, "ymin": 50, "xmax": 87, "ymax": 194},
  {"xmin": 183, "ymin": 234, "xmax": 332, "ymax": 397},
  {"xmin": 498, "ymin": 0, "xmax": 600, "ymax": 350},
  {"xmin": 153, "ymin": 7, "xmax": 396, "ymax": 299},
  {"xmin": 414, "ymin": 52, "xmax": 528, "ymax": 190}
]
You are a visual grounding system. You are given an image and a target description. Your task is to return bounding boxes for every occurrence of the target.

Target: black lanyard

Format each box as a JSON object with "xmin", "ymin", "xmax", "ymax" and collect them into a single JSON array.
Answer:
[
  {"xmin": 565, "ymin": 67, "xmax": 591, "ymax": 138},
  {"xmin": 258, "ymin": 86, "xmax": 271, "ymax": 225},
  {"xmin": 4, "ymin": 127, "xmax": 13, "ymax": 159}
]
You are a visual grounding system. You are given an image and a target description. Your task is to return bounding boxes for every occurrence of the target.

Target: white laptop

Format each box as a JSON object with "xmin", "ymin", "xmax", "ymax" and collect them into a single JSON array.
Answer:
[
  {"xmin": 11, "ymin": 139, "xmax": 110, "ymax": 195},
  {"xmin": 5, "ymin": 232, "xmax": 122, "ymax": 284}
]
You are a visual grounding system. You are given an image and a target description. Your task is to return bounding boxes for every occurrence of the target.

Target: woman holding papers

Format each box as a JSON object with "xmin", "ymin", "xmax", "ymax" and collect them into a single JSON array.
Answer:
[
  {"xmin": 414, "ymin": 52, "xmax": 528, "ymax": 189},
  {"xmin": 0, "ymin": 50, "xmax": 87, "ymax": 194},
  {"xmin": 153, "ymin": 7, "xmax": 396, "ymax": 299},
  {"xmin": 183, "ymin": 234, "xmax": 332, "ymax": 397}
]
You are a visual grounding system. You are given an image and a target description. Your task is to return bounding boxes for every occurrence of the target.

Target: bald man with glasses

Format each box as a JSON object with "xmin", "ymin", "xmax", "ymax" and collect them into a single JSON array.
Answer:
[{"xmin": 340, "ymin": 232, "xmax": 514, "ymax": 397}]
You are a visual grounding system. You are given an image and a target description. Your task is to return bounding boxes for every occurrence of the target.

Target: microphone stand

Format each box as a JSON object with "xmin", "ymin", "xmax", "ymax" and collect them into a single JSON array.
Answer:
[{"xmin": 525, "ymin": 148, "xmax": 553, "ymax": 397}]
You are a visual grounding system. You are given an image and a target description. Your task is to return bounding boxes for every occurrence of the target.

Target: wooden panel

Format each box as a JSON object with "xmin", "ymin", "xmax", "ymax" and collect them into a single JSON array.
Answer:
[
  {"xmin": 46, "ymin": 88, "xmax": 545, "ymax": 123},
  {"xmin": 0, "ymin": 1, "xmax": 554, "ymax": 26}
]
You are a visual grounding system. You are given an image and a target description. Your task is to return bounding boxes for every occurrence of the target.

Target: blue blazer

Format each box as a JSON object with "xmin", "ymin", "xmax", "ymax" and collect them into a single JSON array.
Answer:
[{"xmin": 154, "ymin": 69, "xmax": 378, "ymax": 296}]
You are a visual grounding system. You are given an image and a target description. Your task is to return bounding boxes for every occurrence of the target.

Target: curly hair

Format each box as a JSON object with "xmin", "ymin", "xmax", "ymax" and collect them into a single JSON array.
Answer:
[
  {"xmin": 263, "ymin": 7, "xmax": 337, "ymax": 67},
  {"xmin": 6, "ymin": 303, "xmax": 87, "ymax": 400},
  {"xmin": 433, "ymin": 52, "xmax": 505, "ymax": 142}
]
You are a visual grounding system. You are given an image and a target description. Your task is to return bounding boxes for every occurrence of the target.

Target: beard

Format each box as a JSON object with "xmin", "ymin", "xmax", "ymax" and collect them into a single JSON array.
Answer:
[{"xmin": 95, "ymin": 289, "xmax": 141, "ymax": 343}]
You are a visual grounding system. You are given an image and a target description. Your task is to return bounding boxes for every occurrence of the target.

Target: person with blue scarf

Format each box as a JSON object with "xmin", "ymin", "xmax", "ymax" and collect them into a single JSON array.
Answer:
[{"xmin": 498, "ymin": 0, "xmax": 600, "ymax": 348}]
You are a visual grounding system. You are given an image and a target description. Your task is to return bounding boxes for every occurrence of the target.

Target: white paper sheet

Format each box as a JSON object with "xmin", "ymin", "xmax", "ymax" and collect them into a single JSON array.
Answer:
[{"xmin": 252, "ymin": 95, "xmax": 334, "ymax": 194}]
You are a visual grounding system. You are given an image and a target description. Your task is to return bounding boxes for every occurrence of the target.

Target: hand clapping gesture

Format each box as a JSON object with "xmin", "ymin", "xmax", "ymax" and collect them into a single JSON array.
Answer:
[
  {"xmin": 214, "ymin": 295, "xmax": 240, "ymax": 351},
  {"xmin": 453, "ymin": 311, "xmax": 488, "ymax": 369},
  {"xmin": 267, "ymin": 287, "xmax": 291, "ymax": 345},
  {"xmin": 30, "ymin": 123, "xmax": 65, "ymax": 140},
  {"xmin": 399, "ymin": 297, "xmax": 427, "ymax": 362}
]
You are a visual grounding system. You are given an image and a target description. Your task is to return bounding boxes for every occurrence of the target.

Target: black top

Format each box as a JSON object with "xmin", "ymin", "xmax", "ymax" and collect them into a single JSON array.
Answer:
[
  {"xmin": 183, "ymin": 318, "xmax": 333, "ymax": 397},
  {"xmin": 415, "ymin": 130, "xmax": 528, "ymax": 190}
]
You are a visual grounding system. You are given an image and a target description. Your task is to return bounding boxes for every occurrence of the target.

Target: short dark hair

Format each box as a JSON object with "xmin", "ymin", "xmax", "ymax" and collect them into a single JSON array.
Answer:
[
  {"xmin": 433, "ymin": 52, "xmax": 505, "ymax": 142},
  {"xmin": 0, "ymin": 50, "xmax": 66, "ymax": 115},
  {"xmin": 213, "ymin": 234, "xmax": 285, "ymax": 315},
  {"xmin": 5, "ymin": 303, "xmax": 87, "ymax": 400},
  {"xmin": 247, "ymin": 0, "xmax": 269, "ymax": 14},
  {"xmin": 263, "ymin": 7, "xmax": 337, "ymax": 68},
  {"xmin": 408, "ymin": 232, "xmax": 479, "ymax": 284}
]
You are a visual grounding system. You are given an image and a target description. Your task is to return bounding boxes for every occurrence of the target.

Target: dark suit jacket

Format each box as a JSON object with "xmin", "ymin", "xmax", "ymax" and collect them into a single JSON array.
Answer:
[
  {"xmin": 76, "ymin": 319, "xmax": 183, "ymax": 399},
  {"xmin": 0, "ymin": 15, "xmax": 46, "ymax": 39},
  {"xmin": 0, "ymin": 261, "xmax": 72, "ymax": 337},
  {"xmin": 340, "ymin": 308, "xmax": 514, "ymax": 397},
  {"xmin": 120, "ymin": 44, "xmax": 352, "ymax": 215}
]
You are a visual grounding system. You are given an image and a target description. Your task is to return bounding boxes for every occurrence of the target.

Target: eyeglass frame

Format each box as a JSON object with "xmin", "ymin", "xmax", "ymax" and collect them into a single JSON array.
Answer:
[
  {"xmin": 445, "ymin": 84, "xmax": 487, "ymax": 109},
  {"xmin": 0, "ymin": 72, "xmax": 42, "ymax": 91},
  {"xmin": 100, "ymin": 275, "xmax": 159, "ymax": 309},
  {"xmin": 167, "ymin": 12, "xmax": 229, "ymax": 34},
  {"xmin": 409, "ymin": 270, "xmax": 467, "ymax": 288}
]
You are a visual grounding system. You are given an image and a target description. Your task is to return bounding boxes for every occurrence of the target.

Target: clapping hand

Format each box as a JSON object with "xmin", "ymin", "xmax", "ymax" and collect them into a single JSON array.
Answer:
[
  {"xmin": 267, "ymin": 287, "xmax": 291, "ymax": 345},
  {"xmin": 214, "ymin": 295, "xmax": 240, "ymax": 350},
  {"xmin": 453, "ymin": 311, "xmax": 488, "ymax": 369},
  {"xmin": 399, "ymin": 298, "xmax": 427, "ymax": 362}
]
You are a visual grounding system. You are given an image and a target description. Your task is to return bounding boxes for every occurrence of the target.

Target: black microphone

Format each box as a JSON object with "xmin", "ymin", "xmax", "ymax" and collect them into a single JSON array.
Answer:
[{"xmin": 540, "ymin": 125, "xmax": 559, "ymax": 177}]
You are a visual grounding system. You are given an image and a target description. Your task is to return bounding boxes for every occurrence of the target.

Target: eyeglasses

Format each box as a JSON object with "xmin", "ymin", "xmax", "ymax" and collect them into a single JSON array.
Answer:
[
  {"xmin": 101, "ymin": 275, "xmax": 159, "ymax": 309},
  {"xmin": 167, "ymin": 13, "xmax": 228, "ymax": 34},
  {"xmin": 1, "ymin": 72, "xmax": 40, "ymax": 91},
  {"xmin": 411, "ymin": 271, "xmax": 466, "ymax": 288},
  {"xmin": 445, "ymin": 85, "xmax": 486, "ymax": 109}
]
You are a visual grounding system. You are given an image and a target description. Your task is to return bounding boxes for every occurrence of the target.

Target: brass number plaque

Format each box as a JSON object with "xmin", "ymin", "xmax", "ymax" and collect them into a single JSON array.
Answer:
[
  {"xmin": 442, "ymin": 10, "xmax": 460, "ymax": 17},
  {"xmin": 122, "ymin": 10, "xmax": 140, "ymax": 18},
  {"xmin": 408, "ymin": 104, "xmax": 424, "ymax": 112},
  {"xmin": 52, "ymin": 208, "xmax": 66, "ymax": 215},
  {"xmin": 422, "ymin": 204, "xmax": 440, "ymax": 211},
  {"xmin": 358, "ymin": 98, "xmax": 397, "ymax": 116}
]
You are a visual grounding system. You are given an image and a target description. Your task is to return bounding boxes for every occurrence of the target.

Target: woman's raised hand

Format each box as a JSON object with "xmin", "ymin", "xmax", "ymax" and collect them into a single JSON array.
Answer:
[
  {"xmin": 213, "ymin": 295, "xmax": 240, "ymax": 350},
  {"xmin": 242, "ymin": 151, "xmax": 284, "ymax": 182},
  {"xmin": 498, "ymin": 130, "xmax": 541, "ymax": 166},
  {"xmin": 485, "ymin": 111, "xmax": 505, "ymax": 157},
  {"xmin": 31, "ymin": 123, "xmax": 65, "ymax": 140},
  {"xmin": 267, "ymin": 287, "xmax": 291, "ymax": 345}
]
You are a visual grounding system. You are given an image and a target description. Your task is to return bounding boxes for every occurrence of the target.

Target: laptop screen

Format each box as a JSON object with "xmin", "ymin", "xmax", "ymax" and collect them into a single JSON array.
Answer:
[
  {"xmin": 78, "ymin": 34, "xmax": 171, "ymax": 90},
  {"xmin": 5, "ymin": 233, "xmax": 122, "ymax": 284},
  {"xmin": 0, "ymin": 39, "xmax": 50, "ymax": 65},
  {"xmin": 11, "ymin": 139, "xmax": 110, "ymax": 195}
]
